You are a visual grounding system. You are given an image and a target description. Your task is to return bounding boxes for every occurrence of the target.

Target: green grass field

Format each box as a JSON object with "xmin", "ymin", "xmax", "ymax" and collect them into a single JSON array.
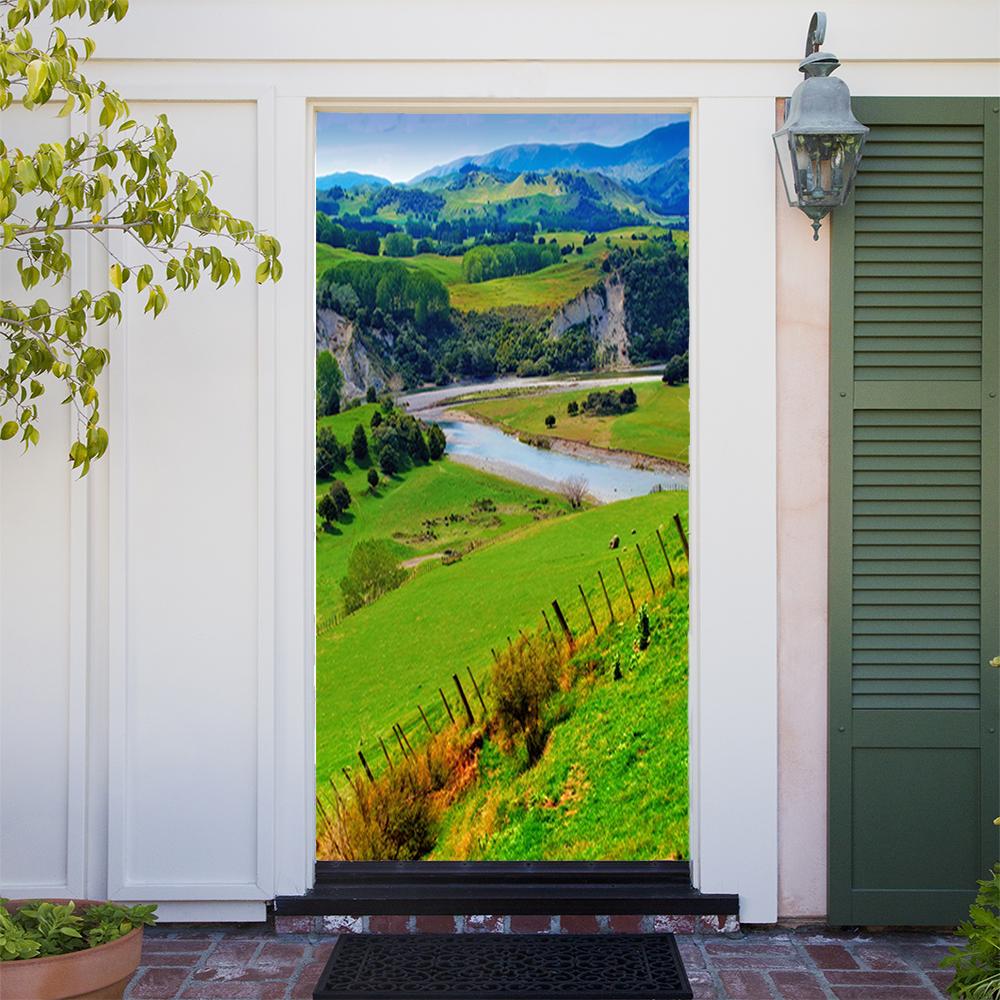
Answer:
[
  {"xmin": 316, "ymin": 488, "xmax": 688, "ymax": 789},
  {"xmin": 460, "ymin": 382, "xmax": 690, "ymax": 467},
  {"xmin": 316, "ymin": 227, "xmax": 688, "ymax": 313},
  {"xmin": 432, "ymin": 581, "xmax": 689, "ymax": 860},
  {"xmin": 316, "ymin": 405, "xmax": 566, "ymax": 627}
]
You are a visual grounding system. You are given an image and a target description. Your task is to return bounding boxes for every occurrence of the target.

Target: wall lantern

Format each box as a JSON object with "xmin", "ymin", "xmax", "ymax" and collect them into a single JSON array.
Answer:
[{"xmin": 773, "ymin": 11, "xmax": 868, "ymax": 240}]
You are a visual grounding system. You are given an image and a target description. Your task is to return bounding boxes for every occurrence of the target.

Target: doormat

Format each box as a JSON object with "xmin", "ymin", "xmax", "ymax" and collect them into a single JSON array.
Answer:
[{"xmin": 312, "ymin": 933, "xmax": 693, "ymax": 999}]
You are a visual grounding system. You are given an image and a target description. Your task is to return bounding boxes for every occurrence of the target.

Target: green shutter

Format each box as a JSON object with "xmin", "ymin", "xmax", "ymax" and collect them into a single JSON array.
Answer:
[{"xmin": 829, "ymin": 97, "xmax": 1000, "ymax": 926}]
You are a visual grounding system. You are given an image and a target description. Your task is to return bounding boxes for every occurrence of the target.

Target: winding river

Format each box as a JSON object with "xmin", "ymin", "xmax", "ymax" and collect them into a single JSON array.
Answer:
[{"xmin": 401, "ymin": 374, "xmax": 688, "ymax": 504}]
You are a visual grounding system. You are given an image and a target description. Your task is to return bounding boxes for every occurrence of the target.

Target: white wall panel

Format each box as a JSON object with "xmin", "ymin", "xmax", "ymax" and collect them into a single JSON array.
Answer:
[
  {"xmin": 106, "ymin": 101, "xmax": 272, "ymax": 900},
  {"xmin": 0, "ymin": 109, "xmax": 87, "ymax": 898}
]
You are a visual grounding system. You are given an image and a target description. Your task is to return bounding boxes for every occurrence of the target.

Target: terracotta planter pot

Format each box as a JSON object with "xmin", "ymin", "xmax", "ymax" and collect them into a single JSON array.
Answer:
[{"xmin": 0, "ymin": 900, "xmax": 144, "ymax": 1000}]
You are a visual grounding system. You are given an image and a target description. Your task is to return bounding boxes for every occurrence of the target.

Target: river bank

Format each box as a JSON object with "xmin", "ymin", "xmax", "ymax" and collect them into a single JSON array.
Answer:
[{"xmin": 449, "ymin": 405, "xmax": 689, "ymax": 477}]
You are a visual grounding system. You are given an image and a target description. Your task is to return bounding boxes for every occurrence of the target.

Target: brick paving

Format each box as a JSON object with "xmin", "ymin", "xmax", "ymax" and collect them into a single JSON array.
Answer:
[{"xmin": 125, "ymin": 921, "xmax": 959, "ymax": 999}]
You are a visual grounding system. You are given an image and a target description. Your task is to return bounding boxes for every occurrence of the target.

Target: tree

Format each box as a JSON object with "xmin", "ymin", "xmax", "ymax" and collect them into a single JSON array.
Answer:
[
  {"xmin": 382, "ymin": 232, "xmax": 414, "ymax": 257},
  {"xmin": 378, "ymin": 445, "xmax": 399, "ymax": 476},
  {"xmin": 619, "ymin": 385, "xmax": 637, "ymax": 407},
  {"xmin": 316, "ymin": 351, "xmax": 344, "ymax": 416},
  {"xmin": 544, "ymin": 414, "xmax": 556, "ymax": 429},
  {"xmin": 340, "ymin": 539, "xmax": 407, "ymax": 614},
  {"xmin": 662, "ymin": 351, "xmax": 689, "ymax": 386},
  {"xmin": 370, "ymin": 410, "xmax": 383, "ymax": 429},
  {"xmin": 561, "ymin": 475, "xmax": 588, "ymax": 509},
  {"xmin": 316, "ymin": 426, "xmax": 346, "ymax": 477},
  {"xmin": 328, "ymin": 478, "xmax": 351, "ymax": 515},
  {"xmin": 0, "ymin": 1, "xmax": 281, "ymax": 473},
  {"xmin": 367, "ymin": 467, "xmax": 379, "ymax": 492},
  {"xmin": 427, "ymin": 424, "xmax": 446, "ymax": 460},
  {"xmin": 316, "ymin": 491, "xmax": 338, "ymax": 531},
  {"xmin": 567, "ymin": 400, "xmax": 579, "ymax": 416},
  {"xmin": 351, "ymin": 423, "xmax": 368, "ymax": 462},
  {"xmin": 366, "ymin": 385, "xmax": 378, "ymax": 403}
]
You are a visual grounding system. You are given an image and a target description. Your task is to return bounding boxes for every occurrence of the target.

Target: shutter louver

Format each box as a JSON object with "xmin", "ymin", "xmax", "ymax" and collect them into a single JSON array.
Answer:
[{"xmin": 829, "ymin": 98, "xmax": 999, "ymax": 926}]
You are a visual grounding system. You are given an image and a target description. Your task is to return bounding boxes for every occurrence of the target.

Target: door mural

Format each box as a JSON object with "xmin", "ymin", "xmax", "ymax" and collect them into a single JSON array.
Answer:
[{"xmin": 314, "ymin": 113, "xmax": 691, "ymax": 861}]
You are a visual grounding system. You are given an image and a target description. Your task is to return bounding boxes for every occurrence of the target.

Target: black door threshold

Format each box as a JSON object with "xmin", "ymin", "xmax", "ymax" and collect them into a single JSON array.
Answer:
[
  {"xmin": 276, "ymin": 861, "xmax": 738, "ymax": 917},
  {"xmin": 313, "ymin": 932, "xmax": 694, "ymax": 999}
]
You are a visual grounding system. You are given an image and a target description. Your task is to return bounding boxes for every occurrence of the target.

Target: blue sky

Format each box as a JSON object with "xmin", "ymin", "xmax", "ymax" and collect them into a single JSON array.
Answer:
[{"xmin": 316, "ymin": 113, "xmax": 687, "ymax": 184}]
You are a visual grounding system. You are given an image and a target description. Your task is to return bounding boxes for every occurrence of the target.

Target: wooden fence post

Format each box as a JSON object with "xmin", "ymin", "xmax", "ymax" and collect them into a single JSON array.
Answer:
[
  {"xmin": 393, "ymin": 725, "xmax": 409, "ymax": 759},
  {"xmin": 655, "ymin": 528, "xmax": 676, "ymax": 588},
  {"xmin": 598, "ymin": 570, "xmax": 614, "ymax": 623},
  {"xmin": 578, "ymin": 584, "xmax": 598, "ymax": 636},
  {"xmin": 491, "ymin": 647, "xmax": 501, "ymax": 666},
  {"xmin": 396, "ymin": 722, "xmax": 414, "ymax": 755},
  {"xmin": 439, "ymin": 687, "xmax": 456, "ymax": 723},
  {"xmin": 357, "ymin": 750, "xmax": 375, "ymax": 783},
  {"xmin": 467, "ymin": 667, "xmax": 487, "ymax": 715},
  {"xmin": 541, "ymin": 610, "xmax": 559, "ymax": 652},
  {"xmin": 453, "ymin": 674, "xmax": 475, "ymax": 726},
  {"xmin": 616, "ymin": 556, "xmax": 636, "ymax": 613},
  {"xmin": 636, "ymin": 542, "xmax": 656, "ymax": 598},
  {"xmin": 379, "ymin": 737, "xmax": 394, "ymax": 771},
  {"xmin": 551, "ymin": 599, "xmax": 575, "ymax": 650},
  {"xmin": 418, "ymin": 704, "xmax": 434, "ymax": 734},
  {"xmin": 673, "ymin": 512, "xmax": 689, "ymax": 560}
]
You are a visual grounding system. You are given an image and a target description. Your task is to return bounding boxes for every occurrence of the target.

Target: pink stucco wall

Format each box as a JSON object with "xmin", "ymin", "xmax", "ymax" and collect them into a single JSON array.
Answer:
[{"xmin": 775, "ymin": 111, "xmax": 831, "ymax": 919}]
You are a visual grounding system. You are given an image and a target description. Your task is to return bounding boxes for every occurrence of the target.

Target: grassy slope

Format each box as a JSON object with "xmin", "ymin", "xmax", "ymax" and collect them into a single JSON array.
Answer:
[
  {"xmin": 316, "ymin": 489, "xmax": 688, "ymax": 787},
  {"xmin": 316, "ymin": 405, "xmax": 563, "ymax": 627},
  {"xmin": 316, "ymin": 227, "xmax": 688, "ymax": 313},
  {"xmin": 461, "ymin": 382, "xmax": 690, "ymax": 466},
  {"xmin": 432, "ymin": 580, "xmax": 689, "ymax": 861}
]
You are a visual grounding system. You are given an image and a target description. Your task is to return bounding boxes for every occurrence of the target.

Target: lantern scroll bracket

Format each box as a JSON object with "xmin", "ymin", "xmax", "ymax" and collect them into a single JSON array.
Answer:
[{"xmin": 804, "ymin": 11, "xmax": 827, "ymax": 62}]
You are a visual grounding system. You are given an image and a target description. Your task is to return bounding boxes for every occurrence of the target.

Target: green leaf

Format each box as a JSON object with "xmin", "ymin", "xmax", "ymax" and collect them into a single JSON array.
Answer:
[
  {"xmin": 0, "ymin": 422, "xmax": 18, "ymax": 441},
  {"xmin": 25, "ymin": 59, "xmax": 48, "ymax": 102}
]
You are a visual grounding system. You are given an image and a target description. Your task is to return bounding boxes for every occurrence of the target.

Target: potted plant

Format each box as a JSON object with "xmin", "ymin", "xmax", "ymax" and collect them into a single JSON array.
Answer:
[{"xmin": 0, "ymin": 899, "xmax": 156, "ymax": 1000}]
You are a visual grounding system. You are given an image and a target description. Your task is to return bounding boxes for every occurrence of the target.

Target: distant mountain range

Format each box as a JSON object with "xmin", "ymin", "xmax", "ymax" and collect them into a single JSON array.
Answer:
[
  {"xmin": 316, "ymin": 171, "xmax": 390, "ymax": 191},
  {"xmin": 316, "ymin": 123, "xmax": 689, "ymax": 223},
  {"xmin": 409, "ymin": 122, "xmax": 688, "ymax": 186}
]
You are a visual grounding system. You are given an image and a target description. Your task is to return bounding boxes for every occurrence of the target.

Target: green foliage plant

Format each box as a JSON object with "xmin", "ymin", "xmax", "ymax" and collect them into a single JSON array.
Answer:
[
  {"xmin": 0, "ymin": 1, "xmax": 281, "ymax": 472},
  {"xmin": 0, "ymin": 899, "xmax": 156, "ymax": 961},
  {"xmin": 316, "ymin": 351, "xmax": 344, "ymax": 416},
  {"xmin": 339, "ymin": 538, "xmax": 407, "ymax": 614},
  {"xmin": 316, "ymin": 425, "xmax": 346, "ymax": 477},
  {"xmin": 351, "ymin": 421, "xmax": 368, "ymax": 462},
  {"xmin": 942, "ymin": 865, "xmax": 1000, "ymax": 998}
]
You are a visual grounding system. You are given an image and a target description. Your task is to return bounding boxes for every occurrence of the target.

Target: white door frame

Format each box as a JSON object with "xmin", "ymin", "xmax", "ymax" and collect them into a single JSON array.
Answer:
[{"xmin": 286, "ymin": 95, "xmax": 778, "ymax": 922}]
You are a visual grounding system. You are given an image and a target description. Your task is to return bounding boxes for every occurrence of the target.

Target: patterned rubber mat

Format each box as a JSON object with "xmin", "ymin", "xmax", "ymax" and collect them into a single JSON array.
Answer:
[{"xmin": 312, "ymin": 933, "xmax": 693, "ymax": 999}]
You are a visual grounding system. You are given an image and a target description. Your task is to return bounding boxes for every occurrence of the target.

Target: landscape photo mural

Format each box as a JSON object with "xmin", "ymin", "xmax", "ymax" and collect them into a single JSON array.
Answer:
[{"xmin": 314, "ymin": 113, "xmax": 690, "ymax": 861}]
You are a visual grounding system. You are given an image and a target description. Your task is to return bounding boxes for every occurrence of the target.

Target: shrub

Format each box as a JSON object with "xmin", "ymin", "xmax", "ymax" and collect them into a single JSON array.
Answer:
[
  {"xmin": 366, "ymin": 385, "xmax": 378, "ymax": 403},
  {"xmin": 0, "ymin": 900, "xmax": 157, "ymax": 961},
  {"xmin": 317, "ymin": 491, "xmax": 338, "ymax": 530},
  {"xmin": 378, "ymin": 446, "xmax": 400, "ymax": 476},
  {"xmin": 316, "ymin": 729, "xmax": 477, "ymax": 861},
  {"xmin": 329, "ymin": 479, "xmax": 352, "ymax": 514},
  {"xmin": 427, "ymin": 424, "xmax": 447, "ymax": 460},
  {"xmin": 636, "ymin": 605, "xmax": 651, "ymax": 651},
  {"xmin": 340, "ymin": 539, "xmax": 407, "ymax": 614},
  {"xmin": 567, "ymin": 400, "xmax": 579, "ymax": 416},
  {"xmin": 662, "ymin": 351, "xmax": 689, "ymax": 386},
  {"xmin": 382, "ymin": 232, "xmax": 415, "ymax": 257},
  {"xmin": 316, "ymin": 351, "xmax": 344, "ymax": 417},
  {"xmin": 367, "ymin": 467, "xmax": 380, "ymax": 492},
  {"xmin": 316, "ymin": 426, "xmax": 347, "ymax": 477},
  {"xmin": 544, "ymin": 414, "xmax": 556, "ymax": 428},
  {"xmin": 941, "ymin": 865, "xmax": 1000, "ymax": 999},
  {"xmin": 620, "ymin": 385, "xmax": 637, "ymax": 407},
  {"xmin": 490, "ymin": 634, "xmax": 561, "ymax": 764},
  {"xmin": 370, "ymin": 410, "xmax": 383, "ymax": 429},
  {"xmin": 561, "ymin": 476, "xmax": 588, "ymax": 509},
  {"xmin": 351, "ymin": 423, "xmax": 369, "ymax": 462}
]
